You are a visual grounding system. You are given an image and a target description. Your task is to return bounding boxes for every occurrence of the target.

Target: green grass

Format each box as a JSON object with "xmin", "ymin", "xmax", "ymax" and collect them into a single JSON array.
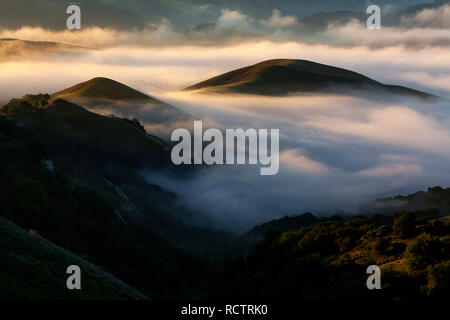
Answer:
[{"xmin": 52, "ymin": 77, "xmax": 153, "ymax": 101}]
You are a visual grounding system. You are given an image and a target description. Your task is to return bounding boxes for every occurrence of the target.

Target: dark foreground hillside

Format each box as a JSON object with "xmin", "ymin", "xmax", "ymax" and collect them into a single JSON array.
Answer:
[
  {"xmin": 0, "ymin": 218, "xmax": 146, "ymax": 300},
  {"xmin": 0, "ymin": 94, "xmax": 237, "ymax": 299}
]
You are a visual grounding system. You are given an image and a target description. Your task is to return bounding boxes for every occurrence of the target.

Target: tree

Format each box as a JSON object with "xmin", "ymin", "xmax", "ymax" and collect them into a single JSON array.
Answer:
[
  {"xmin": 426, "ymin": 260, "xmax": 450, "ymax": 296},
  {"xmin": 393, "ymin": 213, "xmax": 416, "ymax": 238}
]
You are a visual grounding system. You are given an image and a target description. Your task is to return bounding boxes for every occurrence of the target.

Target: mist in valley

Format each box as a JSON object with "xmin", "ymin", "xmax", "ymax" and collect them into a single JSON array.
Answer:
[{"xmin": 1, "ymin": 5, "xmax": 450, "ymax": 230}]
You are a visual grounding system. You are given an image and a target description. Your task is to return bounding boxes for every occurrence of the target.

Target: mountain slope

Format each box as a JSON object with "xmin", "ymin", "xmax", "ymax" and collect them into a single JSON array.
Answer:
[
  {"xmin": 52, "ymin": 78, "xmax": 193, "ymax": 138},
  {"xmin": 183, "ymin": 59, "xmax": 435, "ymax": 99},
  {"xmin": 0, "ymin": 95, "xmax": 230, "ymax": 299},
  {"xmin": 0, "ymin": 218, "xmax": 146, "ymax": 300},
  {"xmin": 1, "ymin": 94, "xmax": 169, "ymax": 165},
  {"xmin": 52, "ymin": 77, "xmax": 153, "ymax": 102}
]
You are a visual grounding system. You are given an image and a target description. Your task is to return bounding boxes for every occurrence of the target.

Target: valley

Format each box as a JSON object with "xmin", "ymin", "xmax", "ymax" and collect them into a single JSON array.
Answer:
[{"xmin": 0, "ymin": 0, "xmax": 449, "ymax": 301}]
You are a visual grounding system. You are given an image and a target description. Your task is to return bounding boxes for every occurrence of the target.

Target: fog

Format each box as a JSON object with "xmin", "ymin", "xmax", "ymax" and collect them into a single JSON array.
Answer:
[
  {"xmin": 1, "ymin": 4, "xmax": 450, "ymax": 230},
  {"xmin": 1, "ymin": 40, "xmax": 450, "ymax": 104},
  {"xmin": 141, "ymin": 92, "xmax": 450, "ymax": 230}
]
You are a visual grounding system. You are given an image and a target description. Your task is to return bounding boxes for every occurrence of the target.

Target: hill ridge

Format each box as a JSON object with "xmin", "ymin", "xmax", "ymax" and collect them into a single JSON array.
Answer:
[
  {"xmin": 52, "ymin": 77, "xmax": 152, "ymax": 101},
  {"xmin": 184, "ymin": 59, "xmax": 434, "ymax": 99}
]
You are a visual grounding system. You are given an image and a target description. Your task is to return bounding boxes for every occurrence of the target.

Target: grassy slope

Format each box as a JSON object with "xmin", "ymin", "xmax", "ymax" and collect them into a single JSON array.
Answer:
[
  {"xmin": 51, "ymin": 78, "xmax": 191, "ymax": 127},
  {"xmin": 0, "ymin": 218, "xmax": 146, "ymax": 300},
  {"xmin": 52, "ymin": 77, "xmax": 153, "ymax": 101},
  {"xmin": 184, "ymin": 59, "xmax": 434, "ymax": 99}
]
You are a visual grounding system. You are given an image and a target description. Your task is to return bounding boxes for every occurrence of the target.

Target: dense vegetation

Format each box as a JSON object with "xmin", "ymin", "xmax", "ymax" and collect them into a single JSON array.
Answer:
[{"xmin": 197, "ymin": 210, "xmax": 450, "ymax": 299}]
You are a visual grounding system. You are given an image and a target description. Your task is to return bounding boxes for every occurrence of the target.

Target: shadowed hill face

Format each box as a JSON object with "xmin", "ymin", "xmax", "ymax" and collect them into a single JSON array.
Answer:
[
  {"xmin": 0, "ymin": 218, "xmax": 146, "ymax": 300},
  {"xmin": 184, "ymin": 59, "xmax": 435, "ymax": 99},
  {"xmin": 52, "ymin": 77, "xmax": 153, "ymax": 101},
  {"xmin": 0, "ymin": 95, "xmax": 169, "ymax": 165},
  {"xmin": 0, "ymin": 95, "xmax": 223, "ymax": 298}
]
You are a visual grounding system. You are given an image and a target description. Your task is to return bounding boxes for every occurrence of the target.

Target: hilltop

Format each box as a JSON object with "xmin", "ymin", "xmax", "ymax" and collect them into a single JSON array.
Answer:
[
  {"xmin": 52, "ymin": 78, "xmax": 193, "ymax": 138},
  {"xmin": 52, "ymin": 77, "xmax": 153, "ymax": 102},
  {"xmin": 184, "ymin": 59, "xmax": 435, "ymax": 99}
]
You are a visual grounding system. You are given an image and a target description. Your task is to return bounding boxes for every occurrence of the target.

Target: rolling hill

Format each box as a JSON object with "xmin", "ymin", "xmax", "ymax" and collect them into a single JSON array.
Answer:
[
  {"xmin": 52, "ymin": 78, "xmax": 193, "ymax": 138},
  {"xmin": 0, "ymin": 0, "xmax": 146, "ymax": 31},
  {"xmin": 0, "ymin": 94, "xmax": 234, "ymax": 299},
  {"xmin": 183, "ymin": 59, "xmax": 435, "ymax": 99},
  {"xmin": 52, "ymin": 77, "xmax": 153, "ymax": 102},
  {"xmin": 1, "ymin": 94, "xmax": 169, "ymax": 165}
]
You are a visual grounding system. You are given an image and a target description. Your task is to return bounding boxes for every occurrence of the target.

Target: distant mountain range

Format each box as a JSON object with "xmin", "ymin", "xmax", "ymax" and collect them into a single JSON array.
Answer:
[
  {"xmin": 184, "ymin": 59, "xmax": 435, "ymax": 99},
  {"xmin": 0, "ymin": 0, "xmax": 146, "ymax": 31},
  {"xmin": 386, "ymin": 0, "xmax": 450, "ymax": 27},
  {"xmin": 0, "ymin": 38, "xmax": 86, "ymax": 62},
  {"xmin": 105, "ymin": 0, "xmax": 426, "ymax": 25},
  {"xmin": 0, "ymin": 0, "xmax": 437, "ymax": 31}
]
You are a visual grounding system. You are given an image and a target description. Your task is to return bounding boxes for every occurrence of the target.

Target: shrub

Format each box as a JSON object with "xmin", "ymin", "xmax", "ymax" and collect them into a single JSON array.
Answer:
[
  {"xmin": 393, "ymin": 213, "xmax": 417, "ymax": 238},
  {"xmin": 404, "ymin": 233, "xmax": 442, "ymax": 273},
  {"xmin": 425, "ymin": 260, "xmax": 450, "ymax": 297}
]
